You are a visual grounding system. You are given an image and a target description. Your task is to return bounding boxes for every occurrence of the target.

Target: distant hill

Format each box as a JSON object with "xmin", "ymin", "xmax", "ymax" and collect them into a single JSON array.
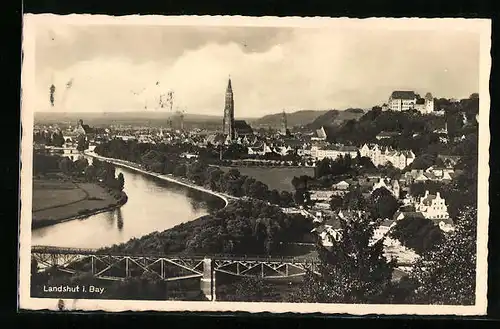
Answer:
[
  {"xmin": 34, "ymin": 111, "xmax": 223, "ymax": 128},
  {"xmin": 307, "ymin": 108, "xmax": 367, "ymax": 130},
  {"xmin": 250, "ymin": 110, "xmax": 329, "ymax": 129}
]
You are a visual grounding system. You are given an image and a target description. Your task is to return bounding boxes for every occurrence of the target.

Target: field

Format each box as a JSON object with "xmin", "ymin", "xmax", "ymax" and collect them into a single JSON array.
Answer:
[
  {"xmin": 32, "ymin": 179, "xmax": 118, "ymax": 224},
  {"xmin": 32, "ymin": 180, "xmax": 87, "ymax": 211},
  {"xmin": 219, "ymin": 166, "xmax": 315, "ymax": 192}
]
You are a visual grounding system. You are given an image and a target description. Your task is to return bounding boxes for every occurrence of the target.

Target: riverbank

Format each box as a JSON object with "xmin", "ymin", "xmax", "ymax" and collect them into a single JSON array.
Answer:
[
  {"xmin": 32, "ymin": 178, "xmax": 128, "ymax": 229},
  {"xmin": 85, "ymin": 151, "xmax": 232, "ymax": 208}
]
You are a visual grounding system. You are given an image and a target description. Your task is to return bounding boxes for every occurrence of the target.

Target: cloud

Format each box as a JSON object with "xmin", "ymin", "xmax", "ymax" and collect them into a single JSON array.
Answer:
[{"xmin": 34, "ymin": 26, "xmax": 480, "ymax": 117}]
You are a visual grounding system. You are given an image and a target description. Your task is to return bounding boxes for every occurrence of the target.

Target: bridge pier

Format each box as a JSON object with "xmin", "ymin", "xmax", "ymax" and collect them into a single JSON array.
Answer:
[{"xmin": 200, "ymin": 258, "xmax": 216, "ymax": 301}]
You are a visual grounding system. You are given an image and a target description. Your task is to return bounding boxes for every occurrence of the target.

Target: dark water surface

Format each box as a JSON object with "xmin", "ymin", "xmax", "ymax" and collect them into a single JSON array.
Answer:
[{"xmin": 31, "ymin": 166, "xmax": 225, "ymax": 249}]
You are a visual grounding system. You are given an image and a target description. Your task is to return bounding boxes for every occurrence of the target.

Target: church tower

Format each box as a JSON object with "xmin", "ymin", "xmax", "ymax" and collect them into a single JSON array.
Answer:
[
  {"xmin": 280, "ymin": 110, "xmax": 288, "ymax": 135},
  {"xmin": 222, "ymin": 77, "xmax": 235, "ymax": 140}
]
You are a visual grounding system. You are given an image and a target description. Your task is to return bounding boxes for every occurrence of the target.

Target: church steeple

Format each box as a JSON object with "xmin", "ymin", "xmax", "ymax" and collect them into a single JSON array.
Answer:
[
  {"xmin": 222, "ymin": 76, "xmax": 235, "ymax": 140},
  {"xmin": 226, "ymin": 76, "xmax": 232, "ymax": 93},
  {"xmin": 281, "ymin": 109, "xmax": 288, "ymax": 135}
]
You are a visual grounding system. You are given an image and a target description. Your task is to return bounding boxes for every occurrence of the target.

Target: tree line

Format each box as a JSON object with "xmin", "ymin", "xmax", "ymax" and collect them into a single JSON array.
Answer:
[
  {"xmin": 95, "ymin": 140, "xmax": 295, "ymax": 207},
  {"xmin": 321, "ymin": 94, "xmax": 478, "ymax": 156},
  {"xmin": 34, "ymin": 131, "xmax": 66, "ymax": 147},
  {"xmin": 33, "ymin": 153, "xmax": 124, "ymax": 192}
]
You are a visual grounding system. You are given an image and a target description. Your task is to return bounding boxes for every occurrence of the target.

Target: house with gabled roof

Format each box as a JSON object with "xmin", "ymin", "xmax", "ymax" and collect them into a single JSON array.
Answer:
[
  {"xmin": 358, "ymin": 143, "xmax": 415, "ymax": 169},
  {"xmin": 415, "ymin": 190, "xmax": 450, "ymax": 220}
]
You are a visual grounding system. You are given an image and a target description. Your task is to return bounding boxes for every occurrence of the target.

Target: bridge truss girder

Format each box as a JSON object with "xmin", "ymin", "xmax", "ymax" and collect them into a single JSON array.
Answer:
[
  {"xmin": 31, "ymin": 252, "xmax": 321, "ymax": 281},
  {"xmin": 31, "ymin": 252, "xmax": 205, "ymax": 282},
  {"xmin": 213, "ymin": 259, "xmax": 319, "ymax": 278}
]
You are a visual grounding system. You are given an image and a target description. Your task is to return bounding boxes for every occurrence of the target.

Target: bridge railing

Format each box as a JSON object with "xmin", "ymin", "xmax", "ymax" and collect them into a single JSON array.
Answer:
[
  {"xmin": 31, "ymin": 246, "xmax": 318, "ymax": 263},
  {"xmin": 31, "ymin": 246, "xmax": 416, "ymax": 267}
]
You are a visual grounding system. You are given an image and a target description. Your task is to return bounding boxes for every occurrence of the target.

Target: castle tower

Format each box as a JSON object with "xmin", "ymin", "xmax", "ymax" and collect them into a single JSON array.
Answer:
[
  {"xmin": 280, "ymin": 110, "xmax": 288, "ymax": 135},
  {"xmin": 222, "ymin": 77, "xmax": 235, "ymax": 140},
  {"xmin": 424, "ymin": 92, "xmax": 434, "ymax": 114}
]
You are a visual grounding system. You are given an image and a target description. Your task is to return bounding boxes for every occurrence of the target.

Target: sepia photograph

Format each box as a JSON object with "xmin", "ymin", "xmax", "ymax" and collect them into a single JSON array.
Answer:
[{"xmin": 19, "ymin": 15, "xmax": 490, "ymax": 315}]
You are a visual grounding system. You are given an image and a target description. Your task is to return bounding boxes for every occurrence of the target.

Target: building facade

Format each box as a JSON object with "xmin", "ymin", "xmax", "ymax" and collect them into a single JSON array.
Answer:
[
  {"xmin": 388, "ymin": 90, "xmax": 435, "ymax": 114},
  {"xmin": 371, "ymin": 177, "xmax": 401, "ymax": 199},
  {"xmin": 415, "ymin": 190, "xmax": 450, "ymax": 220},
  {"xmin": 311, "ymin": 144, "xmax": 358, "ymax": 161},
  {"xmin": 359, "ymin": 143, "xmax": 415, "ymax": 169},
  {"xmin": 389, "ymin": 91, "xmax": 417, "ymax": 111}
]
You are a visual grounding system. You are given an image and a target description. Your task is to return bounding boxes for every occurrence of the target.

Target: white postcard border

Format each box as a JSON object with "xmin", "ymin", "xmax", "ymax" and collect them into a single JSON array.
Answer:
[{"xmin": 18, "ymin": 14, "xmax": 491, "ymax": 315}]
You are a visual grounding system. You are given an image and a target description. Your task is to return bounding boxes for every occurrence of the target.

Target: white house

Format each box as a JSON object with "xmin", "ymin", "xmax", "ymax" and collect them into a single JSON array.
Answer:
[
  {"xmin": 388, "ymin": 90, "xmax": 434, "ymax": 114},
  {"xmin": 359, "ymin": 143, "xmax": 415, "ymax": 169},
  {"xmin": 248, "ymin": 142, "xmax": 273, "ymax": 156},
  {"xmin": 273, "ymin": 145, "xmax": 293, "ymax": 156},
  {"xmin": 415, "ymin": 190, "xmax": 450, "ymax": 220},
  {"xmin": 425, "ymin": 165, "xmax": 455, "ymax": 182},
  {"xmin": 388, "ymin": 91, "xmax": 418, "ymax": 111},
  {"xmin": 311, "ymin": 144, "xmax": 358, "ymax": 161},
  {"xmin": 312, "ymin": 224, "xmax": 343, "ymax": 248},
  {"xmin": 434, "ymin": 218, "xmax": 455, "ymax": 233},
  {"xmin": 372, "ymin": 177, "xmax": 401, "ymax": 199},
  {"xmin": 310, "ymin": 190, "xmax": 335, "ymax": 201}
]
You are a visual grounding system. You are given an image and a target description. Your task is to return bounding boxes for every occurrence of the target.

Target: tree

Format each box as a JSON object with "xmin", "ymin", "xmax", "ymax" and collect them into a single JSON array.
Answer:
[
  {"xmin": 279, "ymin": 191, "xmax": 294, "ymax": 207},
  {"xmin": 342, "ymin": 187, "xmax": 367, "ymax": 210},
  {"xmin": 74, "ymin": 157, "xmax": 89, "ymax": 174},
  {"xmin": 58, "ymin": 157, "xmax": 74, "ymax": 175},
  {"xmin": 292, "ymin": 212, "xmax": 396, "ymax": 303},
  {"xmin": 221, "ymin": 277, "xmax": 281, "ymax": 302},
  {"xmin": 369, "ymin": 187, "xmax": 400, "ymax": 220},
  {"xmin": 410, "ymin": 154, "xmax": 437, "ymax": 170},
  {"xmin": 294, "ymin": 189, "xmax": 309, "ymax": 206},
  {"xmin": 51, "ymin": 131, "xmax": 65, "ymax": 147},
  {"xmin": 407, "ymin": 206, "xmax": 476, "ymax": 305},
  {"xmin": 329, "ymin": 195, "xmax": 343, "ymax": 211},
  {"xmin": 269, "ymin": 189, "xmax": 281, "ymax": 205},
  {"xmin": 76, "ymin": 135, "xmax": 89, "ymax": 152},
  {"xmin": 390, "ymin": 216, "xmax": 444, "ymax": 254},
  {"xmin": 315, "ymin": 158, "xmax": 332, "ymax": 178},
  {"xmin": 117, "ymin": 173, "xmax": 125, "ymax": 191}
]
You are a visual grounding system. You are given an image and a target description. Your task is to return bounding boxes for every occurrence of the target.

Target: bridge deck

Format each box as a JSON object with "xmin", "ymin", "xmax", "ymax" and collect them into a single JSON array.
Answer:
[{"xmin": 30, "ymin": 245, "xmax": 415, "ymax": 267}]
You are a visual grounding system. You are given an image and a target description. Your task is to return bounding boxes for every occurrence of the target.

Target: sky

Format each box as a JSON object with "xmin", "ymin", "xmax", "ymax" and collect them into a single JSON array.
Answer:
[{"xmin": 34, "ymin": 22, "xmax": 481, "ymax": 117}]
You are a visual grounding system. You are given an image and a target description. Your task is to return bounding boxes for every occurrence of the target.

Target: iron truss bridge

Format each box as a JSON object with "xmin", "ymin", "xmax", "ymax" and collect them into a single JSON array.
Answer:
[
  {"xmin": 31, "ymin": 245, "xmax": 323, "ymax": 282},
  {"xmin": 31, "ymin": 245, "xmax": 415, "ymax": 282}
]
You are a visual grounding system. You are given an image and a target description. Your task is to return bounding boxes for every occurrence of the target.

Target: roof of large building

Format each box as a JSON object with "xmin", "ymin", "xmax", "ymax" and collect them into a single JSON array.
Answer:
[
  {"xmin": 431, "ymin": 217, "xmax": 454, "ymax": 226},
  {"xmin": 206, "ymin": 133, "xmax": 227, "ymax": 144},
  {"xmin": 393, "ymin": 211, "xmax": 426, "ymax": 220},
  {"xmin": 390, "ymin": 91, "xmax": 417, "ymax": 100},
  {"xmin": 421, "ymin": 194, "xmax": 437, "ymax": 205},
  {"xmin": 380, "ymin": 219, "xmax": 396, "ymax": 228},
  {"xmin": 316, "ymin": 127, "xmax": 327, "ymax": 139},
  {"xmin": 234, "ymin": 120, "xmax": 253, "ymax": 135},
  {"xmin": 377, "ymin": 131, "xmax": 401, "ymax": 138}
]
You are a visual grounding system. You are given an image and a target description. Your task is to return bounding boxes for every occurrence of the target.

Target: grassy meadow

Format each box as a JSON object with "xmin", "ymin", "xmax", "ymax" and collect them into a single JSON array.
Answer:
[
  {"xmin": 219, "ymin": 166, "xmax": 315, "ymax": 192},
  {"xmin": 32, "ymin": 179, "xmax": 118, "ymax": 224}
]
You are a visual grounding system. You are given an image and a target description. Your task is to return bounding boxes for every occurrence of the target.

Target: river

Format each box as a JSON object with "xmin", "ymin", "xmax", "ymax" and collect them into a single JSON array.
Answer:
[{"xmin": 31, "ymin": 166, "xmax": 226, "ymax": 249}]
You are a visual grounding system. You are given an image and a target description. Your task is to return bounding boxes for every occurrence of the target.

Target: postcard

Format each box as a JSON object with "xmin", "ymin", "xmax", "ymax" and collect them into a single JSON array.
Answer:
[{"xmin": 19, "ymin": 14, "xmax": 490, "ymax": 315}]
